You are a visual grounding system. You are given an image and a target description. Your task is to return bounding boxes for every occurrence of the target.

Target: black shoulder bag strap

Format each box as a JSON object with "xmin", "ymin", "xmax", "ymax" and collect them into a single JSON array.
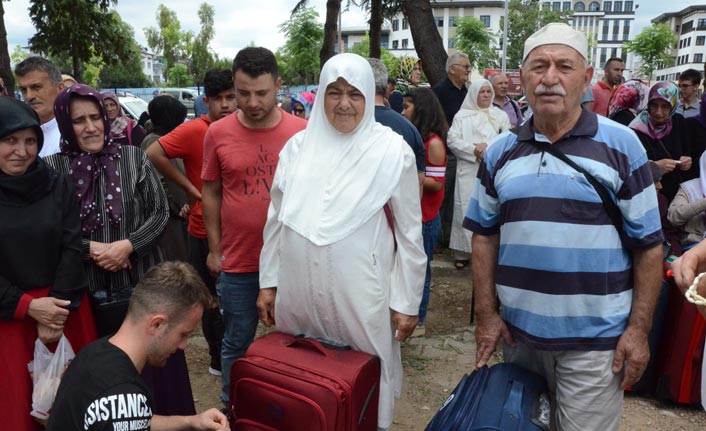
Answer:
[{"xmin": 527, "ymin": 139, "xmax": 624, "ymax": 235}]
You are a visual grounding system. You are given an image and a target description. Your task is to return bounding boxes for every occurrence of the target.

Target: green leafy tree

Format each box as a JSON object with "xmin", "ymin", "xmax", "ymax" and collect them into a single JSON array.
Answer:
[
  {"xmin": 350, "ymin": 0, "xmax": 401, "ymax": 59},
  {"xmin": 623, "ymin": 24, "xmax": 678, "ymax": 82},
  {"xmin": 190, "ymin": 3, "xmax": 215, "ymax": 85},
  {"xmin": 500, "ymin": 0, "xmax": 568, "ymax": 69},
  {"xmin": 400, "ymin": 0, "xmax": 448, "ymax": 86},
  {"xmin": 99, "ymin": 11, "xmax": 150, "ymax": 88},
  {"xmin": 278, "ymin": 6, "xmax": 324, "ymax": 86},
  {"xmin": 349, "ymin": 34, "xmax": 399, "ymax": 79},
  {"xmin": 81, "ymin": 49, "xmax": 104, "ymax": 88},
  {"xmin": 167, "ymin": 63, "xmax": 194, "ymax": 87},
  {"xmin": 144, "ymin": 4, "xmax": 193, "ymax": 80},
  {"xmin": 28, "ymin": 0, "xmax": 131, "ymax": 82},
  {"xmin": 11, "ymin": 45, "xmax": 30, "ymax": 66},
  {"xmin": 454, "ymin": 17, "xmax": 500, "ymax": 72}
]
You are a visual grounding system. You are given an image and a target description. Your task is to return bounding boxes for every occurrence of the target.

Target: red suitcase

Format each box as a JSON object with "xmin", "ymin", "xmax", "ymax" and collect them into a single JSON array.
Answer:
[
  {"xmin": 655, "ymin": 279, "xmax": 706, "ymax": 405},
  {"xmin": 229, "ymin": 331, "xmax": 381, "ymax": 431}
]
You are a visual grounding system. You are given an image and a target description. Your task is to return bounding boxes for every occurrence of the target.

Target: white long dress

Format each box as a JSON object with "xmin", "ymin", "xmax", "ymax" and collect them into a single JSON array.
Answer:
[
  {"xmin": 447, "ymin": 83, "xmax": 511, "ymax": 255},
  {"xmin": 260, "ymin": 134, "xmax": 426, "ymax": 429}
]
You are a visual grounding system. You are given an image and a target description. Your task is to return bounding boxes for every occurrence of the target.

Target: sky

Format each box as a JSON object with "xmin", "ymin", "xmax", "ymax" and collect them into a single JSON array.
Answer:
[{"xmin": 3, "ymin": 0, "xmax": 703, "ymax": 61}]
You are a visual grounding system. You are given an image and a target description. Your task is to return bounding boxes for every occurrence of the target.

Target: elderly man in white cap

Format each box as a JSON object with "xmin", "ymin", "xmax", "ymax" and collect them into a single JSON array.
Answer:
[{"xmin": 464, "ymin": 23, "xmax": 664, "ymax": 430}]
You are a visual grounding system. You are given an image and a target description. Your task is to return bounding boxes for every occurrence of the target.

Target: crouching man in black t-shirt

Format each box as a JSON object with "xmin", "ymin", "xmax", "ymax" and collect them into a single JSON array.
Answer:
[{"xmin": 47, "ymin": 262, "xmax": 229, "ymax": 431}]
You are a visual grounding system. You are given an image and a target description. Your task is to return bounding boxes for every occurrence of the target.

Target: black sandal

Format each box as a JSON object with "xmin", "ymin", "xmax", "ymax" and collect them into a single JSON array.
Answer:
[{"xmin": 454, "ymin": 259, "xmax": 469, "ymax": 270}]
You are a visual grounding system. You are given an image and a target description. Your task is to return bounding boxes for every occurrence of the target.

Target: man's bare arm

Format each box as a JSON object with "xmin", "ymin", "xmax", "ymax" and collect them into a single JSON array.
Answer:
[{"xmin": 201, "ymin": 180, "xmax": 223, "ymax": 277}]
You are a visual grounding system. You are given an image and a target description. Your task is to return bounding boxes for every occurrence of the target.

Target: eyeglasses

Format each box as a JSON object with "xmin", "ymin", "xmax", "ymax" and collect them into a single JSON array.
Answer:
[
  {"xmin": 678, "ymin": 84, "xmax": 696, "ymax": 89},
  {"xmin": 452, "ymin": 64, "xmax": 472, "ymax": 70}
]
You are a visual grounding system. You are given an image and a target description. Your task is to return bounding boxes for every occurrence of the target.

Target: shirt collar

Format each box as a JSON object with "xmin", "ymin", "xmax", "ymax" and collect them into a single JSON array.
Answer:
[{"xmin": 517, "ymin": 108, "xmax": 598, "ymax": 143}]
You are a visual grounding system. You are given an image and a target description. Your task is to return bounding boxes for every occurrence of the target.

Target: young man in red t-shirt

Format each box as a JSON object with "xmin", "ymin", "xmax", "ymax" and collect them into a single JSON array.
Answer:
[
  {"xmin": 591, "ymin": 57, "xmax": 624, "ymax": 117},
  {"xmin": 200, "ymin": 47, "xmax": 307, "ymax": 406},
  {"xmin": 146, "ymin": 68, "xmax": 237, "ymax": 378}
]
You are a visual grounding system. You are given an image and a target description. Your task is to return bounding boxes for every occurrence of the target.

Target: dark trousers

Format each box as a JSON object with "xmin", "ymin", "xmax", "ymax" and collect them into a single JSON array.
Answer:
[{"xmin": 188, "ymin": 233, "xmax": 225, "ymax": 370}]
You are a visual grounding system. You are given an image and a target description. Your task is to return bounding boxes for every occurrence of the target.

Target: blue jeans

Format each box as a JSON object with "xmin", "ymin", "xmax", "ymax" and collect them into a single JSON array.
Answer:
[
  {"xmin": 420, "ymin": 214, "xmax": 441, "ymax": 324},
  {"xmin": 216, "ymin": 271, "xmax": 260, "ymax": 406}
]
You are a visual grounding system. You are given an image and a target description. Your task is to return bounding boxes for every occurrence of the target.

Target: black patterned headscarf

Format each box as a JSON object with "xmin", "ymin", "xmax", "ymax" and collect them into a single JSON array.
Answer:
[{"xmin": 54, "ymin": 84, "xmax": 123, "ymax": 234}]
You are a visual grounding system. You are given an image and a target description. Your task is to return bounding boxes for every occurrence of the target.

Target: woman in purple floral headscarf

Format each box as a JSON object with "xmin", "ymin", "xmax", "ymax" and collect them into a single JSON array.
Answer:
[
  {"xmin": 630, "ymin": 81, "xmax": 692, "ymax": 202},
  {"xmin": 43, "ymin": 84, "xmax": 168, "ymax": 308},
  {"xmin": 44, "ymin": 84, "xmax": 197, "ymax": 416},
  {"xmin": 608, "ymin": 79, "xmax": 648, "ymax": 126}
]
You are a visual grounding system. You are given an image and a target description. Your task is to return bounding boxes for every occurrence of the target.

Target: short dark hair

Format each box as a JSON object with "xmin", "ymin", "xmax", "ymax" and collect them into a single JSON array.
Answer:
[
  {"xmin": 14, "ymin": 56, "xmax": 62, "ymax": 84},
  {"xmin": 678, "ymin": 68, "xmax": 702, "ymax": 86},
  {"xmin": 603, "ymin": 57, "xmax": 624, "ymax": 70},
  {"xmin": 367, "ymin": 58, "xmax": 388, "ymax": 96},
  {"xmin": 203, "ymin": 68, "xmax": 234, "ymax": 98},
  {"xmin": 127, "ymin": 261, "xmax": 213, "ymax": 324},
  {"xmin": 403, "ymin": 88, "xmax": 448, "ymax": 142},
  {"xmin": 232, "ymin": 47, "xmax": 278, "ymax": 80}
]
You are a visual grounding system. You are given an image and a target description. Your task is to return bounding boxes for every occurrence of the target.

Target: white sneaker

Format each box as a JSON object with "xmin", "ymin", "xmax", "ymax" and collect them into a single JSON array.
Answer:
[{"xmin": 208, "ymin": 366, "xmax": 222, "ymax": 376}]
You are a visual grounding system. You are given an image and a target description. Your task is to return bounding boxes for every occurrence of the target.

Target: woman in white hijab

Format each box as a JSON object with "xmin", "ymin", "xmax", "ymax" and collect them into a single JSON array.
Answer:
[
  {"xmin": 257, "ymin": 53, "xmax": 426, "ymax": 430},
  {"xmin": 447, "ymin": 79, "xmax": 511, "ymax": 268}
]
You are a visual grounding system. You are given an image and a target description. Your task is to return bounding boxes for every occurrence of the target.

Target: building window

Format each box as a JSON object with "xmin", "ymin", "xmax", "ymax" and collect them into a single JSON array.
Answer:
[
  {"xmin": 602, "ymin": 21, "xmax": 609, "ymax": 40},
  {"xmin": 553, "ymin": 2, "xmax": 560, "ymax": 11},
  {"xmin": 603, "ymin": 1, "xmax": 611, "ymax": 11},
  {"xmin": 624, "ymin": 1, "xmax": 633, "ymax": 11},
  {"xmin": 697, "ymin": 36, "xmax": 705, "ymax": 45},
  {"xmin": 611, "ymin": 48, "xmax": 617, "ymax": 58},
  {"xmin": 402, "ymin": 18, "xmax": 408, "ymax": 30},
  {"xmin": 435, "ymin": 17, "xmax": 444, "ymax": 27},
  {"xmin": 698, "ymin": 19, "xmax": 706, "ymax": 30},
  {"xmin": 480, "ymin": 15, "xmax": 491, "ymax": 27},
  {"xmin": 392, "ymin": 19, "xmax": 399, "ymax": 31},
  {"xmin": 563, "ymin": 1, "xmax": 571, "ymax": 11},
  {"xmin": 614, "ymin": 1, "xmax": 622, "ymax": 11},
  {"xmin": 543, "ymin": 2, "xmax": 550, "ymax": 9},
  {"xmin": 402, "ymin": 38, "xmax": 409, "ymax": 49},
  {"xmin": 589, "ymin": 2, "xmax": 599, "ymax": 11},
  {"xmin": 623, "ymin": 19, "xmax": 630, "ymax": 40},
  {"xmin": 612, "ymin": 19, "xmax": 620, "ymax": 40},
  {"xmin": 392, "ymin": 40, "xmax": 399, "ymax": 49},
  {"xmin": 696, "ymin": 53, "xmax": 704, "ymax": 63},
  {"xmin": 575, "ymin": 2, "xmax": 585, "ymax": 11},
  {"xmin": 686, "ymin": 54, "xmax": 690, "ymax": 63},
  {"xmin": 600, "ymin": 48, "xmax": 607, "ymax": 67},
  {"xmin": 448, "ymin": 38, "xmax": 456, "ymax": 48},
  {"xmin": 688, "ymin": 37, "xmax": 692, "ymax": 46}
]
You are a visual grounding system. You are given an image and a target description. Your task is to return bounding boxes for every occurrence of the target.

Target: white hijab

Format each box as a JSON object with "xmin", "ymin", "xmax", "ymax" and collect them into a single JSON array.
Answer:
[
  {"xmin": 454, "ymin": 79, "xmax": 503, "ymax": 132},
  {"xmin": 278, "ymin": 53, "xmax": 407, "ymax": 246}
]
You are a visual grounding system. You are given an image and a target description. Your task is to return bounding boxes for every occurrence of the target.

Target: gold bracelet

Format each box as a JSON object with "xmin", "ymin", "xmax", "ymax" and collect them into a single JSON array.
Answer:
[{"xmin": 685, "ymin": 272, "xmax": 706, "ymax": 306}]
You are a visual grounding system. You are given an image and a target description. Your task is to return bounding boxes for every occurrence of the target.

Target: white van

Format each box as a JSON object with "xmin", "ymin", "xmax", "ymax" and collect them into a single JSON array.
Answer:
[{"xmin": 158, "ymin": 88, "xmax": 197, "ymax": 118}]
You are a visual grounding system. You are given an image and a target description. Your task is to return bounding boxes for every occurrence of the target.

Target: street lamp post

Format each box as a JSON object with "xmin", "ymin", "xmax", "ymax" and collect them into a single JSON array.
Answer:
[{"xmin": 502, "ymin": 0, "xmax": 508, "ymax": 73}]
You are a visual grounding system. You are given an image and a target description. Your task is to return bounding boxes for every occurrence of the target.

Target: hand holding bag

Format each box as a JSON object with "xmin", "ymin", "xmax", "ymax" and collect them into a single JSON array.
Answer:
[{"xmin": 28, "ymin": 335, "xmax": 76, "ymax": 421}]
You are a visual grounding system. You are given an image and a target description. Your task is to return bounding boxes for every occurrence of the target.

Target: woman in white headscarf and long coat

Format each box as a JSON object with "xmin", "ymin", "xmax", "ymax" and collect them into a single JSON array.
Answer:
[
  {"xmin": 447, "ymin": 79, "xmax": 511, "ymax": 265},
  {"xmin": 257, "ymin": 53, "xmax": 426, "ymax": 430}
]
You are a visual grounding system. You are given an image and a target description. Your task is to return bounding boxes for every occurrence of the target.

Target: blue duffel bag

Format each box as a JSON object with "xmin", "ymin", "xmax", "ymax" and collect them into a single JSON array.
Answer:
[{"xmin": 425, "ymin": 363, "xmax": 550, "ymax": 431}]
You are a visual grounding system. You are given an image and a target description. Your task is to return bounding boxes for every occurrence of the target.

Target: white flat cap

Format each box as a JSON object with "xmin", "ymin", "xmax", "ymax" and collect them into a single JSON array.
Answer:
[{"xmin": 523, "ymin": 23, "xmax": 588, "ymax": 62}]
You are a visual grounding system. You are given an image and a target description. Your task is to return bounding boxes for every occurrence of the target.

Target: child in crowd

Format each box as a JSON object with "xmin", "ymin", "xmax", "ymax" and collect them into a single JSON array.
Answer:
[{"xmin": 402, "ymin": 88, "xmax": 448, "ymax": 337}]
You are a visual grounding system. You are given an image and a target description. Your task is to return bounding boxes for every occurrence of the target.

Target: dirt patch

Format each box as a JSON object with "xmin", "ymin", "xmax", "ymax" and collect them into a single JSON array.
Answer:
[{"xmin": 185, "ymin": 252, "xmax": 706, "ymax": 430}]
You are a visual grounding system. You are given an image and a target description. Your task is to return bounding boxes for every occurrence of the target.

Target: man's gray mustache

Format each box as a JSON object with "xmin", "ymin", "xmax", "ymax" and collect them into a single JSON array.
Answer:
[{"xmin": 535, "ymin": 85, "xmax": 567, "ymax": 96}]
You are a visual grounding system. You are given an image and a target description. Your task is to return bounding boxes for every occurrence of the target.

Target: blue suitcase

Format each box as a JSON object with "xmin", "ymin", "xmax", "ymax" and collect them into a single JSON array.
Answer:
[{"xmin": 425, "ymin": 363, "xmax": 550, "ymax": 431}]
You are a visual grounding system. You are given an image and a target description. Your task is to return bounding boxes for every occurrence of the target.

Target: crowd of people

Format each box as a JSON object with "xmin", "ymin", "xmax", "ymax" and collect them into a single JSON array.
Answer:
[{"xmin": 2, "ymin": 20, "xmax": 706, "ymax": 431}]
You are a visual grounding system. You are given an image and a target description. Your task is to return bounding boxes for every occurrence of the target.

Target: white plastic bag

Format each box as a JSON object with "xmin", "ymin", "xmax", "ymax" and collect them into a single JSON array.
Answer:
[{"xmin": 27, "ymin": 335, "xmax": 75, "ymax": 420}]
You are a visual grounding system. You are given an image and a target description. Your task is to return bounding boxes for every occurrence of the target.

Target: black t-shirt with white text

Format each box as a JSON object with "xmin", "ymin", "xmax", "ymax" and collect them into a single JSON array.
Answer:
[{"xmin": 46, "ymin": 337, "xmax": 154, "ymax": 431}]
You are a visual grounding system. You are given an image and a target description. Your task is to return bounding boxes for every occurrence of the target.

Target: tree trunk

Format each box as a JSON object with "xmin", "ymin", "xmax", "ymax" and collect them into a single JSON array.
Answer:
[
  {"xmin": 0, "ymin": 1, "xmax": 15, "ymax": 97},
  {"xmin": 320, "ymin": 0, "xmax": 341, "ymax": 68},
  {"xmin": 72, "ymin": 45, "xmax": 82, "ymax": 83},
  {"xmin": 369, "ymin": 0, "xmax": 383, "ymax": 59},
  {"xmin": 401, "ymin": 0, "xmax": 447, "ymax": 86}
]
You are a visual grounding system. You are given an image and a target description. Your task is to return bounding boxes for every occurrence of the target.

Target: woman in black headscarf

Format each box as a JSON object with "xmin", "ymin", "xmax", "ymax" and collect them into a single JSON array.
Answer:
[
  {"xmin": 0, "ymin": 96, "xmax": 96, "ymax": 431},
  {"xmin": 141, "ymin": 94, "xmax": 189, "ymax": 261}
]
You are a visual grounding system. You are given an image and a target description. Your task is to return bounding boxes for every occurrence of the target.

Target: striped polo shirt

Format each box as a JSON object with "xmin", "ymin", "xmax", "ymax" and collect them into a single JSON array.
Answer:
[{"xmin": 464, "ymin": 109, "xmax": 663, "ymax": 351}]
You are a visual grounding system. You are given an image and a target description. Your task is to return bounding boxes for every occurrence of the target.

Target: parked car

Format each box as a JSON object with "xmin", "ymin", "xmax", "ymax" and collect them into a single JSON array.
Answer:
[
  {"xmin": 158, "ymin": 88, "xmax": 197, "ymax": 118},
  {"xmin": 118, "ymin": 93, "xmax": 149, "ymax": 122}
]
